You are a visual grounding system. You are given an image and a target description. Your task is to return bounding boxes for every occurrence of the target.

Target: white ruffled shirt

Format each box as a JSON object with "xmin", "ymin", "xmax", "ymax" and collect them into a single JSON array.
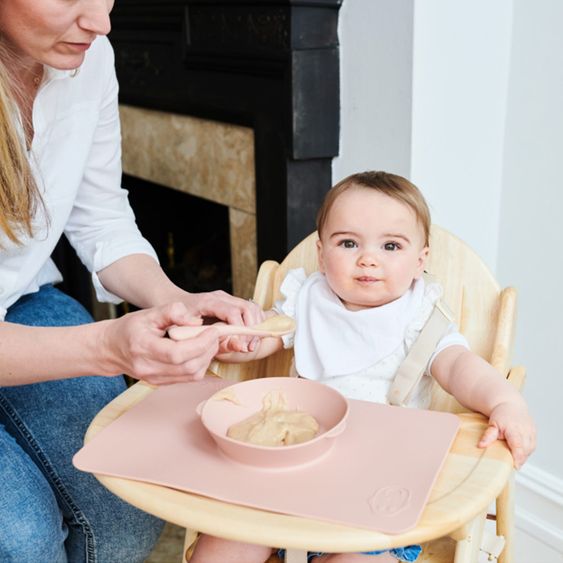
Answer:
[
  {"xmin": 275, "ymin": 269, "xmax": 468, "ymax": 408},
  {"xmin": 0, "ymin": 36, "xmax": 158, "ymax": 321}
]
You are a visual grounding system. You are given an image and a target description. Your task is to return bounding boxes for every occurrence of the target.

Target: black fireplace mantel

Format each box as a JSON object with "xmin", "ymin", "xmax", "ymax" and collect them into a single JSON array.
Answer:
[{"xmin": 109, "ymin": 0, "xmax": 341, "ymax": 263}]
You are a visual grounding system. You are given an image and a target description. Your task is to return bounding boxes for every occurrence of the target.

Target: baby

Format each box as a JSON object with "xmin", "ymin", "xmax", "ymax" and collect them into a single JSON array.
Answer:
[{"xmin": 190, "ymin": 171, "xmax": 536, "ymax": 563}]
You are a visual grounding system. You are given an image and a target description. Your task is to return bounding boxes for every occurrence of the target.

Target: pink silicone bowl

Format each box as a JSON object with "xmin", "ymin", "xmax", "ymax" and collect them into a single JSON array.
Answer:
[{"xmin": 197, "ymin": 377, "xmax": 349, "ymax": 469}]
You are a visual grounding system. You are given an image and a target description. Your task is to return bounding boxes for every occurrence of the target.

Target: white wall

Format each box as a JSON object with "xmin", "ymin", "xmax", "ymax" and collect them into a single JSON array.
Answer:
[
  {"xmin": 498, "ymin": 0, "xmax": 563, "ymax": 475},
  {"xmin": 336, "ymin": 0, "xmax": 563, "ymax": 559},
  {"xmin": 497, "ymin": 0, "xmax": 563, "ymax": 554},
  {"xmin": 410, "ymin": 1, "xmax": 512, "ymax": 272},
  {"xmin": 332, "ymin": 0, "xmax": 414, "ymax": 181}
]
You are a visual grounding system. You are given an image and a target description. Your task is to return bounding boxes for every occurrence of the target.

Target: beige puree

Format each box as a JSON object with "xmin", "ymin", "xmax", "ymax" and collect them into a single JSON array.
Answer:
[{"xmin": 225, "ymin": 391, "xmax": 319, "ymax": 447}]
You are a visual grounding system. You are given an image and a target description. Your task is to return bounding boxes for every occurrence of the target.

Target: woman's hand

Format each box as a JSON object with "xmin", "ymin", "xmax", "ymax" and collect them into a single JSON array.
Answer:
[
  {"xmin": 181, "ymin": 289, "xmax": 264, "ymax": 327},
  {"xmin": 479, "ymin": 402, "xmax": 536, "ymax": 469},
  {"xmin": 97, "ymin": 255, "xmax": 265, "ymax": 355},
  {"xmin": 100, "ymin": 302, "xmax": 220, "ymax": 385},
  {"xmin": 180, "ymin": 290, "xmax": 265, "ymax": 352}
]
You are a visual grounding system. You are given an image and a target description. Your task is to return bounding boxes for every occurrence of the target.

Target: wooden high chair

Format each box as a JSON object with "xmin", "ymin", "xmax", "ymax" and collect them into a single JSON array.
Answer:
[{"xmin": 187, "ymin": 224, "xmax": 523, "ymax": 563}]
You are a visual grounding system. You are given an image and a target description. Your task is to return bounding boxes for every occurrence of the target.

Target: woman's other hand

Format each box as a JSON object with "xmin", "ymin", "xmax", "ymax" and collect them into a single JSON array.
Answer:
[
  {"xmin": 181, "ymin": 290, "xmax": 265, "ymax": 352},
  {"xmin": 181, "ymin": 289, "xmax": 264, "ymax": 327}
]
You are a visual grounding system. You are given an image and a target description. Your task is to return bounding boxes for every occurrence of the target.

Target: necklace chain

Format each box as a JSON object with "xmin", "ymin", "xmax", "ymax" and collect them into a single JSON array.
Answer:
[{"xmin": 32, "ymin": 67, "xmax": 43, "ymax": 87}]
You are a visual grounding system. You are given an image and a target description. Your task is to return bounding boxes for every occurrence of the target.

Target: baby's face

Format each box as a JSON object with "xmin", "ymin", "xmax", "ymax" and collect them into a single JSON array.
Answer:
[{"xmin": 317, "ymin": 188, "xmax": 428, "ymax": 311}]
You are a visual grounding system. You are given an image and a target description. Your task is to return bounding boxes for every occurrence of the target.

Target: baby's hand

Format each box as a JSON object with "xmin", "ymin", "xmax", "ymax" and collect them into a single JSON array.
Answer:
[
  {"xmin": 479, "ymin": 402, "xmax": 536, "ymax": 469},
  {"xmin": 218, "ymin": 335, "xmax": 259, "ymax": 354}
]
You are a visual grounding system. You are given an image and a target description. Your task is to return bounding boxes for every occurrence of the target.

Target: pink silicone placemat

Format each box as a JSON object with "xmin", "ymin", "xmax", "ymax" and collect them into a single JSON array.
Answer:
[{"xmin": 73, "ymin": 378, "xmax": 459, "ymax": 534}]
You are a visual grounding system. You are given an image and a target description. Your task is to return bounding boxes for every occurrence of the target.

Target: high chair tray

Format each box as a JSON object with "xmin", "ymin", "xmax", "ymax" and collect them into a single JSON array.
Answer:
[{"xmin": 73, "ymin": 378, "xmax": 459, "ymax": 534}]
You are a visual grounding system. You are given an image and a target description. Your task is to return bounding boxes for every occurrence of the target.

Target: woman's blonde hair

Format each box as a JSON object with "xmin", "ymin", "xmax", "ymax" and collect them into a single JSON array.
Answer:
[
  {"xmin": 0, "ymin": 41, "xmax": 41, "ymax": 246},
  {"xmin": 316, "ymin": 171, "xmax": 431, "ymax": 247}
]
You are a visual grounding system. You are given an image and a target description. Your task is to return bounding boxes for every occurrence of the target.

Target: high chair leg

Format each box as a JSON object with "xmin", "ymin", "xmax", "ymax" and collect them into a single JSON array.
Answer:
[
  {"xmin": 496, "ymin": 474, "xmax": 514, "ymax": 563},
  {"xmin": 182, "ymin": 528, "xmax": 198, "ymax": 562},
  {"xmin": 285, "ymin": 548, "xmax": 309, "ymax": 563},
  {"xmin": 453, "ymin": 511, "xmax": 486, "ymax": 563}
]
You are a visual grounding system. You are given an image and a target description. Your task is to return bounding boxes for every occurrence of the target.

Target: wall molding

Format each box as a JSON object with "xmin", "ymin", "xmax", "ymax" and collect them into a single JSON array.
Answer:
[{"xmin": 515, "ymin": 463, "xmax": 563, "ymax": 553}]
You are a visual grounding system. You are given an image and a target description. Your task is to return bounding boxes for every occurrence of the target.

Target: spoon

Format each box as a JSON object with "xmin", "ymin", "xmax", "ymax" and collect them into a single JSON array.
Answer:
[{"xmin": 168, "ymin": 315, "xmax": 296, "ymax": 341}]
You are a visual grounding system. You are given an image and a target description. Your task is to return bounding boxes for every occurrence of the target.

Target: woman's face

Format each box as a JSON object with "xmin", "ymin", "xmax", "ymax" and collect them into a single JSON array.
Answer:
[{"xmin": 0, "ymin": 0, "xmax": 115, "ymax": 70}]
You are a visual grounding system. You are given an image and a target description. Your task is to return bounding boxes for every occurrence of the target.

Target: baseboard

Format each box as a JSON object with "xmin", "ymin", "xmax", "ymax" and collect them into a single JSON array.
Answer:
[{"xmin": 515, "ymin": 463, "xmax": 563, "ymax": 553}]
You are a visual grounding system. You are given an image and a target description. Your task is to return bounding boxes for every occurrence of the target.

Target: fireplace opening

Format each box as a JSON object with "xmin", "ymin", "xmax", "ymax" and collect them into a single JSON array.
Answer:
[
  {"xmin": 124, "ymin": 173, "xmax": 233, "ymax": 298},
  {"xmin": 51, "ymin": 173, "xmax": 233, "ymax": 319}
]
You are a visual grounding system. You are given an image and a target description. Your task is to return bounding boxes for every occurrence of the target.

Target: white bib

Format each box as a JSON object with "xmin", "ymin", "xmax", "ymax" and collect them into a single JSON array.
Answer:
[{"xmin": 290, "ymin": 272, "xmax": 425, "ymax": 379}]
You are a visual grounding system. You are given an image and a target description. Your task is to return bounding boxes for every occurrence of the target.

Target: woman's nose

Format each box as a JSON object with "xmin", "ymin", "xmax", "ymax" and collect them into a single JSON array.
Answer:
[{"xmin": 78, "ymin": 0, "xmax": 113, "ymax": 36}]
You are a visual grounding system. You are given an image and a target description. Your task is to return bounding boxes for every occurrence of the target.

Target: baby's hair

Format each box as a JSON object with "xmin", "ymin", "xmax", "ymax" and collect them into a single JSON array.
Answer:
[{"xmin": 316, "ymin": 171, "xmax": 431, "ymax": 247}]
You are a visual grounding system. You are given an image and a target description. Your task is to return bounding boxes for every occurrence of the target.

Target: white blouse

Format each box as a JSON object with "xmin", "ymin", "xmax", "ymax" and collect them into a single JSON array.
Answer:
[
  {"xmin": 275, "ymin": 269, "xmax": 469, "ymax": 408},
  {"xmin": 0, "ymin": 36, "xmax": 158, "ymax": 321}
]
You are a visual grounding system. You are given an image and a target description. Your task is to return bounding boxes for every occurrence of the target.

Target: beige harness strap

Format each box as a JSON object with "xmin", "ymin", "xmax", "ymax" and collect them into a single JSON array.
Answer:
[{"xmin": 387, "ymin": 299, "xmax": 453, "ymax": 407}]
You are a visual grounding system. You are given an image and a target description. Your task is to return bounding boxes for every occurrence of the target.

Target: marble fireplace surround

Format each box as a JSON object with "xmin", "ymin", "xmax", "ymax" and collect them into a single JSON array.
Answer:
[{"xmin": 120, "ymin": 104, "xmax": 257, "ymax": 299}]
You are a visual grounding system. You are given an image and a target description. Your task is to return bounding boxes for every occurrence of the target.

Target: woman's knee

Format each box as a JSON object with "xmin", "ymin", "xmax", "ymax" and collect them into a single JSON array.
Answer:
[
  {"xmin": 67, "ymin": 499, "xmax": 164, "ymax": 563},
  {"xmin": 0, "ymin": 515, "xmax": 67, "ymax": 563},
  {"xmin": 0, "ymin": 430, "xmax": 67, "ymax": 563}
]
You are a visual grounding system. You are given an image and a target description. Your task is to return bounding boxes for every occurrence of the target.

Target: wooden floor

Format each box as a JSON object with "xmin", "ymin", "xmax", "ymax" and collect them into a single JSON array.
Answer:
[{"xmin": 145, "ymin": 523, "xmax": 185, "ymax": 563}]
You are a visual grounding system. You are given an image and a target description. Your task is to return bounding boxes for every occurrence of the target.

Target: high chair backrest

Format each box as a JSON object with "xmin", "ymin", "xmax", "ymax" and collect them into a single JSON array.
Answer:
[{"xmin": 211, "ymin": 225, "xmax": 517, "ymax": 414}]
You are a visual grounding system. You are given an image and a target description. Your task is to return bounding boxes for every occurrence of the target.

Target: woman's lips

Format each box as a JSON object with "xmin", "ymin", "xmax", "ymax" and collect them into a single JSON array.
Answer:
[{"xmin": 62, "ymin": 42, "xmax": 92, "ymax": 53}]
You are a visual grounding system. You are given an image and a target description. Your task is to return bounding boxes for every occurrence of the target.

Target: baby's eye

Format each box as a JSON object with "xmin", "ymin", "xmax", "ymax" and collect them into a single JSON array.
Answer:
[
  {"xmin": 338, "ymin": 239, "xmax": 357, "ymax": 249},
  {"xmin": 383, "ymin": 242, "xmax": 401, "ymax": 251}
]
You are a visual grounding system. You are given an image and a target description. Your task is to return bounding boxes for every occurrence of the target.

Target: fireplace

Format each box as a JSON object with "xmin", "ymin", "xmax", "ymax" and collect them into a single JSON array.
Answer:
[
  {"xmin": 125, "ymin": 174, "xmax": 232, "ymax": 295},
  {"xmin": 53, "ymin": 0, "xmax": 341, "ymax": 313}
]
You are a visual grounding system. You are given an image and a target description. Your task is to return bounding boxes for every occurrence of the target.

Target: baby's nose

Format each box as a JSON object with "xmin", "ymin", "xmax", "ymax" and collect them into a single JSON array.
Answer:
[{"xmin": 358, "ymin": 250, "xmax": 380, "ymax": 266}]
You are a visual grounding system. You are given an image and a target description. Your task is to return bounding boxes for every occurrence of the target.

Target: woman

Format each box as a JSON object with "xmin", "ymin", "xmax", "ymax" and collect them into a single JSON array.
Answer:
[{"xmin": 0, "ymin": 1, "xmax": 261, "ymax": 561}]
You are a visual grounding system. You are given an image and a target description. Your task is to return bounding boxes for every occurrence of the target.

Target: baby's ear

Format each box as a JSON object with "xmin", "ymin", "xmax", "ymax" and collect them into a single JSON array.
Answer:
[
  {"xmin": 414, "ymin": 246, "xmax": 429, "ymax": 278},
  {"xmin": 316, "ymin": 239, "xmax": 325, "ymax": 273}
]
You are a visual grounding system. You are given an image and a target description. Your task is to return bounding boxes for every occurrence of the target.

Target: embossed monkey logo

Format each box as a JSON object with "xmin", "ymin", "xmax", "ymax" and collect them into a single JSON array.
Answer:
[{"xmin": 368, "ymin": 486, "xmax": 411, "ymax": 515}]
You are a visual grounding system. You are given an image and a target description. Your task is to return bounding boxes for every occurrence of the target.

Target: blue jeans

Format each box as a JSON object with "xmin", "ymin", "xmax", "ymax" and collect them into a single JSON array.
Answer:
[{"xmin": 0, "ymin": 285, "xmax": 164, "ymax": 563}]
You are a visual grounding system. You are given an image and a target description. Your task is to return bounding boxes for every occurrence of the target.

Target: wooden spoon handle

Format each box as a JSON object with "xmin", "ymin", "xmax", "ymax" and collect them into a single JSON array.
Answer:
[
  {"xmin": 167, "ymin": 325, "xmax": 209, "ymax": 340},
  {"xmin": 168, "ymin": 324, "xmax": 271, "ymax": 341}
]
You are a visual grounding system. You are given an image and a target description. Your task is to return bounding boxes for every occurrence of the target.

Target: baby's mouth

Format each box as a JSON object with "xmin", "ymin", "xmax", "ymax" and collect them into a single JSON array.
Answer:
[{"xmin": 355, "ymin": 276, "xmax": 382, "ymax": 283}]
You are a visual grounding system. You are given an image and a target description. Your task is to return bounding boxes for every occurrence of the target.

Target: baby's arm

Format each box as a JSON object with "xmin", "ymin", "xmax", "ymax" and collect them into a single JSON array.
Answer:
[{"xmin": 431, "ymin": 346, "xmax": 536, "ymax": 468}]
